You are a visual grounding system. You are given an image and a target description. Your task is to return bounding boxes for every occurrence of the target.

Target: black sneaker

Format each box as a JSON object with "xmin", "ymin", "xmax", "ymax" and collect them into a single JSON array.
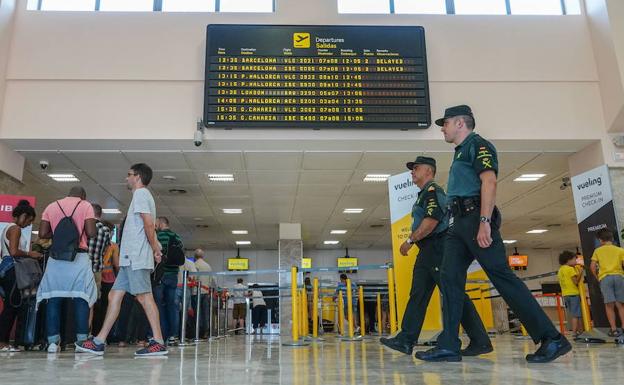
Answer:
[
  {"xmin": 525, "ymin": 335, "xmax": 571, "ymax": 363},
  {"xmin": 460, "ymin": 343, "xmax": 493, "ymax": 356},
  {"xmin": 135, "ymin": 339, "xmax": 168, "ymax": 356},
  {"xmin": 380, "ymin": 337, "xmax": 414, "ymax": 355}
]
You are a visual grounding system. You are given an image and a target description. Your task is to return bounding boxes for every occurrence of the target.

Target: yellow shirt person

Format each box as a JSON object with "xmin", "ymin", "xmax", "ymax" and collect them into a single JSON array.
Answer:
[
  {"xmin": 558, "ymin": 265, "xmax": 580, "ymax": 296},
  {"xmin": 591, "ymin": 244, "xmax": 624, "ymax": 281}
]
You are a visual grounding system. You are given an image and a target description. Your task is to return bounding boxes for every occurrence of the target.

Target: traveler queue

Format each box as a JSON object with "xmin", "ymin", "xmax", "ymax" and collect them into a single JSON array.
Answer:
[{"xmin": 0, "ymin": 163, "xmax": 188, "ymax": 356}]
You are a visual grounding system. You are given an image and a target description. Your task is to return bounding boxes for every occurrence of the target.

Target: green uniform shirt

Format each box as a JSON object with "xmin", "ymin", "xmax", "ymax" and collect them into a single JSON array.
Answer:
[
  {"xmin": 447, "ymin": 132, "xmax": 499, "ymax": 199},
  {"xmin": 411, "ymin": 180, "xmax": 449, "ymax": 235},
  {"xmin": 157, "ymin": 229, "xmax": 183, "ymax": 274}
]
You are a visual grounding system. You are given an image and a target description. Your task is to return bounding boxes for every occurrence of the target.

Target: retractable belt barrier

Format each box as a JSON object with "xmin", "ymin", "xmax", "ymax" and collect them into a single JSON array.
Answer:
[{"xmin": 179, "ymin": 264, "xmax": 395, "ymax": 346}]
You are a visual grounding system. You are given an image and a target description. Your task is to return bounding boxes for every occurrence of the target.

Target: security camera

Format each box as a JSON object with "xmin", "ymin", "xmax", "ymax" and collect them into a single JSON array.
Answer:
[
  {"xmin": 194, "ymin": 129, "xmax": 203, "ymax": 147},
  {"xmin": 194, "ymin": 120, "xmax": 204, "ymax": 147},
  {"xmin": 39, "ymin": 160, "xmax": 49, "ymax": 170}
]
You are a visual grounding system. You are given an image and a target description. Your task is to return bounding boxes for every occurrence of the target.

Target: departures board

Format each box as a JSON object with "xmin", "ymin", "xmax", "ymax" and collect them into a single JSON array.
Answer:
[{"xmin": 203, "ymin": 25, "xmax": 430, "ymax": 129}]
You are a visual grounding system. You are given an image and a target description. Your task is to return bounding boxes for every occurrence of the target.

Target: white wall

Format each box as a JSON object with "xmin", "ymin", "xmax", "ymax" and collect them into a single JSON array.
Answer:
[
  {"xmin": 0, "ymin": 0, "xmax": 606, "ymax": 151},
  {"xmin": 0, "ymin": 0, "xmax": 24, "ymax": 180}
]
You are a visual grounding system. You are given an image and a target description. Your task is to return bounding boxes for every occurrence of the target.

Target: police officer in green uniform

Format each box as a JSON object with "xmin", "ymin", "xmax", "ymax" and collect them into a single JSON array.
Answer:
[
  {"xmin": 415, "ymin": 105, "xmax": 571, "ymax": 363},
  {"xmin": 380, "ymin": 156, "xmax": 492, "ymax": 356}
]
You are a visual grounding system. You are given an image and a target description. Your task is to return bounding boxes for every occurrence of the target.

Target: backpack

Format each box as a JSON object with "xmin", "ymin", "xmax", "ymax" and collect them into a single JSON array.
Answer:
[
  {"xmin": 49, "ymin": 200, "xmax": 83, "ymax": 262},
  {"xmin": 165, "ymin": 234, "xmax": 185, "ymax": 267}
]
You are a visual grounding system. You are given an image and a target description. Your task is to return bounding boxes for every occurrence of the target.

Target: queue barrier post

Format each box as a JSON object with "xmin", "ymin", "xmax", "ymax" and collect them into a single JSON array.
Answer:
[
  {"xmin": 312, "ymin": 278, "xmax": 319, "ymax": 338},
  {"xmin": 282, "ymin": 266, "xmax": 309, "ymax": 346},
  {"xmin": 340, "ymin": 279, "xmax": 361, "ymax": 342},
  {"xmin": 387, "ymin": 267, "xmax": 398, "ymax": 334},
  {"xmin": 358, "ymin": 286, "xmax": 365, "ymax": 338},
  {"xmin": 178, "ymin": 270, "xmax": 195, "ymax": 346},
  {"xmin": 338, "ymin": 291, "xmax": 345, "ymax": 336},
  {"xmin": 376, "ymin": 293, "xmax": 382, "ymax": 336},
  {"xmin": 194, "ymin": 283, "xmax": 202, "ymax": 342}
]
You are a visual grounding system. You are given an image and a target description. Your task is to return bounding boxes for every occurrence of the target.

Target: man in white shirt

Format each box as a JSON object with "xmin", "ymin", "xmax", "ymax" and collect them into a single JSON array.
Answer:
[{"xmin": 76, "ymin": 163, "xmax": 167, "ymax": 356}]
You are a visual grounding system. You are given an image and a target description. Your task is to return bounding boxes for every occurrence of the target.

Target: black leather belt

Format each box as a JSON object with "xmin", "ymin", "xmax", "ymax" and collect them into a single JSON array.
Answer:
[
  {"xmin": 448, "ymin": 196, "xmax": 480, "ymax": 217},
  {"xmin": 76, "ymin": 249, "xmax": 88, "ymax": 253}
]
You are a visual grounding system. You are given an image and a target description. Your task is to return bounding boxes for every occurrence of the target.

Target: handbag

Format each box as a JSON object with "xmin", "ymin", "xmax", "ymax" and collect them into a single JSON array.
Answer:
[
  {"xmin": 4, "ymin": 240, "xmax": 42, "ymax": 290},
  {"xmin": 13, "ymin": 256, "xmax": 43, "ymax": 290}
]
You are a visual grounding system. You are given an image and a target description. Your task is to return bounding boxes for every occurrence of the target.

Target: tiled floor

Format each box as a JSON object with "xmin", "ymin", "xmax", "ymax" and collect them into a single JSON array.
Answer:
[{"xmin": 1, "ymin": 334, "xmax": 623, "ymax": 385}]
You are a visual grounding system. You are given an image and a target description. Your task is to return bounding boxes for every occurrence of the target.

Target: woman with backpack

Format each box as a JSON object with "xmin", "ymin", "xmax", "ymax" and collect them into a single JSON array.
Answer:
[{"xmin": 0, "ymin": 200, "xmax": 42, "ymax": 352}]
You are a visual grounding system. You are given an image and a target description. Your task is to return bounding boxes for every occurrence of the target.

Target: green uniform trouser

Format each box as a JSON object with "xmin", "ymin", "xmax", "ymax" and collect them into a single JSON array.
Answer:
[
  {"xmin": 437, "ymin": 210, "xmax": 559, "ymax": 352},
  {"xmin": 396, "ymin": 232, "xmax": 491, "ymax": 346}
]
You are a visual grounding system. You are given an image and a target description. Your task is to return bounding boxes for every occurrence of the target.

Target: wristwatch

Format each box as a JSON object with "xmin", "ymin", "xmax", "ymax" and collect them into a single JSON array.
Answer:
[
  {"xmin": 406, "ymin": 238, "xmax": 415, "ymax": 245},
  {"xmin": 479, "ymin": 216, "xmax": 491, "ymax": 224}
]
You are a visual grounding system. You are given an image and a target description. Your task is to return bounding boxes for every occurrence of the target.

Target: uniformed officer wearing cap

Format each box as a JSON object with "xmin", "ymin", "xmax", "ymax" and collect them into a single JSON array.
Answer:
[
  {"xmin": 380, "ymin": 156, "xmax": 491, "ymax": 356},
  {"xmin": 415, "ymin": 105, "xmax": 571, "ymax": 363}
]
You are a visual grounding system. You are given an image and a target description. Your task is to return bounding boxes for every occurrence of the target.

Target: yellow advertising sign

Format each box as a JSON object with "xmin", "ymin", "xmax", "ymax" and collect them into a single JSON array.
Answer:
[
  {"xmin": 302, "ymin": 258, "xmax": 312, "ymax": 269},
  {"xmin": 227, "ymin": 258, "xmax": 249, "ymax": 271},
  {"xmin": 337, "ymin": 257, "xmax": 358, "ymax": 268}
]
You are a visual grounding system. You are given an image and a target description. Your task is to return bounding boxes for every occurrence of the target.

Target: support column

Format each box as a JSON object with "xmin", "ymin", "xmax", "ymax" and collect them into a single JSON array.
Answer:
[{"xmin": 278, "ymin": 223, "xmax": 303, "ymax": 337}]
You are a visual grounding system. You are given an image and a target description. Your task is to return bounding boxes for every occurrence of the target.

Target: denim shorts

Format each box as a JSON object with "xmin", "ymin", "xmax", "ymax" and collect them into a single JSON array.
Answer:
[
  {"xmin": 112, "ymin": 266, "xmax": 152, "ymax": 295},
  {"xmin": 564, "ymin": 295, "xmax": 582, "ymax": 318},
  {"xmin": 600, "ymin": 274, "xmax": 624, "ymax": 303}
]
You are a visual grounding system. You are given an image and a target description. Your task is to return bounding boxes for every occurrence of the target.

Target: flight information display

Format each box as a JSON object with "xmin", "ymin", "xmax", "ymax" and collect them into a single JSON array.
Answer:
[{"xmin": 203, "ymin": 25, "xmax": 430, "ymax": 129}]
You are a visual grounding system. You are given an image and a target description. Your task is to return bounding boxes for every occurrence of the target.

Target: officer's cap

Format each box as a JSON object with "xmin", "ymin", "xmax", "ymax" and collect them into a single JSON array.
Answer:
[
  {"xmin": 406, "ymin": 156, "xmax": 436, "ymax": 171},
  {"xmin": 434, "ymin": 105, "xmax": 475, "ymax": 127}
]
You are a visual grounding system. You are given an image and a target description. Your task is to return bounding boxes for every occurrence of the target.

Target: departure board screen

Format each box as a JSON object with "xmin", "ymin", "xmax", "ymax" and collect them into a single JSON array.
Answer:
[{"xmin": 203, "ymin": 25, "xmax": 430, "ymax": 129}]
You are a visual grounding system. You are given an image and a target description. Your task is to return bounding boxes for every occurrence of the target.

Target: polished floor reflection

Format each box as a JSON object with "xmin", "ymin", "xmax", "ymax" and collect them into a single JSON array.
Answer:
[{"xmin": 0, "ymin": 335, "xmax": 623, "ymax": 385}]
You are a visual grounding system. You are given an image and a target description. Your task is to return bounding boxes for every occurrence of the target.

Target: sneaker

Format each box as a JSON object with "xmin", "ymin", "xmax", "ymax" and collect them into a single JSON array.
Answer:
[
  {"xmin": 47, "ymin": 343, "xmax": 59, "ymax": 354},
  {"xmin": 167, "ymin": 337, "xmax": 179, "ymax": 346},
  {"xmin": 0, "ymin": 345, "xmax": 21, "ymax": 353},
  {"xmin": 135, "ymin": 339, "xmax": 168, "ymax": 356},
  {"xmin": 75, "ymin": 338, "xmax": 105, "ymax": 356}
]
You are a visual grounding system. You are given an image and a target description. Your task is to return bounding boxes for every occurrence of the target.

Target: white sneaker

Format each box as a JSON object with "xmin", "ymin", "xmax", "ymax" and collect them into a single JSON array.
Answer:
[{"xmin": 47, "ymin": 343, "xmax": 59, "ymax": 353}]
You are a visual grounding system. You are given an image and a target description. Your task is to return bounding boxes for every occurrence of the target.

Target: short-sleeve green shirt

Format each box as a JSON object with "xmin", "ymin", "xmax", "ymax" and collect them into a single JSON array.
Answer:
[{"xmin": 447, "ymin": 132, "xmax": 498, "ymax": 200}]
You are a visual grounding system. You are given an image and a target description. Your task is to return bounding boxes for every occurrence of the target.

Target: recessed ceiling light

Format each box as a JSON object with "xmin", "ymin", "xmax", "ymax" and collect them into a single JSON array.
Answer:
[
  {"xmin": 526, "ymin": 229, "xmax": 548, "ymax": 234},
  {"xmin": 514, "ymin": 174, "xmax": 546, "ymax": 182},
  {"xmin": 232, "ymin": 230, "xmax": 248, "ymax": 235},
  {"xmin": 193, "ymin": 217, "xmax": 203, "ymax": 221},
  {"xmin": 363, "ymin": 174, "xmax": 391, "ymax": 182},
  {"xmin": 223, "ymin": 208, "xmax": 242, "ymax": 214},
  {"xmin": 236, "ymin": 240, "xmax": 251, "ymax": 245},
  {"xmin": 208, "ymin": 174, "xmax": 234, "ymax": 182},
  {"xmin": 503, "ymin": 240, "xmax": 517, "ymax": 244},
  {"xmin": 162, "ymin": 175, "xmax": 177, "ymax": 181},
  {"xmin": 168, "ymin": 188, "xmax": 187, "ymax": 194},
  {"xmin": 343, "ymin": 208, "xmax": 364, "ymax": 214},
  {"xmin": 330, "ymin": 230, "xmax": 347, "ymax": 234},
  {"xmin": 324, "ymin": 240, "xmax": 340, "ymax": 245},
  {"xmin": 102, "ymin": 209, "xmax": 122, "ymax": 214},
  {"xmin": 48, "ymin": 173, "xmax": 80, "ymax": 182},
  {"xmin": 32, "ymin": 231, "xmax": 39, "ymax": 235}
]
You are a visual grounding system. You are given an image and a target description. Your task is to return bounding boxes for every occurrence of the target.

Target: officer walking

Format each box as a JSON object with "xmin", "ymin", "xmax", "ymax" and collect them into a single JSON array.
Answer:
[
  {"xmin": 380, "ymin": 156, "xmax": 492, "ymax": 356},
  {"xmin": 415, "ymin": 105, "xmax": 571, "ymax": 363}
]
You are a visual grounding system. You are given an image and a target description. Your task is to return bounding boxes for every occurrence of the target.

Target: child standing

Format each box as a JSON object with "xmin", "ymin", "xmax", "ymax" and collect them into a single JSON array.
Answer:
[
  {"xmin": 590, "ymin": 228, "xmax": 624, "ymax": 337},
  {"xmin": 558, "ymin": 250, "xmax": 584, "ymax": 337}
]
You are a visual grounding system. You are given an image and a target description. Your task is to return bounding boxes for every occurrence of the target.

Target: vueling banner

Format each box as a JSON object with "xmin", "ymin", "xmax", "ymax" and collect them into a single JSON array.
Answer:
[
  {"xmin": 571, "ymin": 164, "xmax": 619, "ymax": 327},
  {"xmin": 388, "ymin": 172, "xmax": 441, "ymax": 330}
]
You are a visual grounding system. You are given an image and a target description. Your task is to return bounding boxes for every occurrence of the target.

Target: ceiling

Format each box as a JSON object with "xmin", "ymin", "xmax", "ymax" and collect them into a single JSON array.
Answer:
[{"xmin": 18, "ymin": 149, "xmax": 580, "ymax": 251}]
